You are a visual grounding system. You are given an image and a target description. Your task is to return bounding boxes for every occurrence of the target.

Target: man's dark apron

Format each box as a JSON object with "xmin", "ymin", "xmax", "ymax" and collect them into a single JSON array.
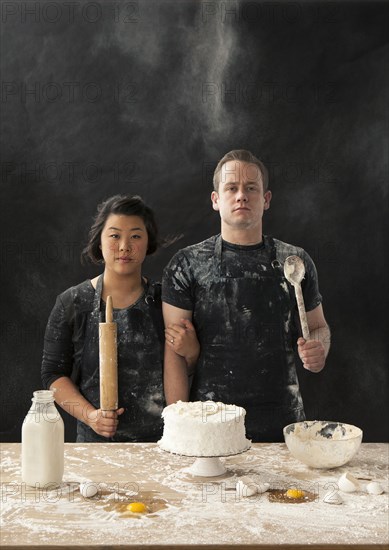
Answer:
[
  {"xmin": 190, "ymin": 235, "xmax": 305, "ymax": 442},
  {"xmin": 76, "ymin": 275, "xmax": 164, "ymax": 443}
]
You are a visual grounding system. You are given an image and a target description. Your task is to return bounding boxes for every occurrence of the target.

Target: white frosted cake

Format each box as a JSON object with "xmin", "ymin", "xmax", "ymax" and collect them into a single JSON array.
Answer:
[{"xmin": 158, "ymin": 401, "xmax": 251, "ymax": 456}]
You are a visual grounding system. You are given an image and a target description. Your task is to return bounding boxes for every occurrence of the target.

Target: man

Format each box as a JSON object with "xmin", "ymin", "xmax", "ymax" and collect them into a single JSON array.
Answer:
[{"xmin": 162, "ymin": 150, "xmax": 330, "ymax": 441}]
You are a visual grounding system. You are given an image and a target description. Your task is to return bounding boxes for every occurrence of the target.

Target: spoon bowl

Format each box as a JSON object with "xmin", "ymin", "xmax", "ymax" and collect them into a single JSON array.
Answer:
[
  {"xmin": 284, "ymin": 255, "xmax": 310, "ymax": 341},
  {"xmin": 284, "ymin": 255, "xmax": 305, "ymax": 286}
]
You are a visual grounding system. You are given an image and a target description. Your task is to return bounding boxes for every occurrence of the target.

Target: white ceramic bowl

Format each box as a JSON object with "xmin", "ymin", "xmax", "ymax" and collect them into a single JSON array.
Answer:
[{"xmin": 283, "ymin": 421, "xmax": 363, "ymax": 469}]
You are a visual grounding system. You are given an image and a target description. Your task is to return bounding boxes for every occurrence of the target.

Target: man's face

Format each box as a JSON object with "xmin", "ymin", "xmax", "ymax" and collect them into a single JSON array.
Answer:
[{"xmin": 211, "ymin": 160, "xmax": 272, "ymax": 231}]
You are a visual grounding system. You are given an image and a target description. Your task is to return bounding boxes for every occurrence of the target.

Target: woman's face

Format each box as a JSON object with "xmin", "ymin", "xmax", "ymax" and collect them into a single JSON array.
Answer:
[{"xmin": 100, "ymin": 214, "xmax": 149, "ymax": 276}]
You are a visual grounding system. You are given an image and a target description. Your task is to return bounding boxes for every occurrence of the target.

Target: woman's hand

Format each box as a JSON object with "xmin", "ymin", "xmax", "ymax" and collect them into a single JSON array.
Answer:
[
  {"xmin": 85, "ymin": 407, "xmax": 125, "ymax": 438},
  {"xmin": 165, "ymin": 318, "xmax": 200, "ymax": 371}
]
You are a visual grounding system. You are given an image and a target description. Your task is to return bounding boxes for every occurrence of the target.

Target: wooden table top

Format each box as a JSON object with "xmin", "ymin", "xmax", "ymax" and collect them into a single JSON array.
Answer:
[{"xmin": 0, "ymin": 442, "xmax": 388, "ymax": 549}]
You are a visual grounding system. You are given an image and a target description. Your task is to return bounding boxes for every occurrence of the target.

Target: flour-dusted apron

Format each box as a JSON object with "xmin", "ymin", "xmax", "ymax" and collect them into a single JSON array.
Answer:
[
  {"xmin": 190, "ymin": 235, "xmax": 305, "ymax": 442},
  {"xmin": 76, "ymin": 275, "xmax": 164, "ymax": 442}
]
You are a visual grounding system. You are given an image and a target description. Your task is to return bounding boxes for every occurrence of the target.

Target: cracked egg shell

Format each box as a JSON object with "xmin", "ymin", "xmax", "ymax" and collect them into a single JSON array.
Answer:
[
  {"xmin": 366, "ymin": 482, "xmax": 384, "ymax": 495},
  {"xmin": 338, "ymin": 472, "xmax": 359, "ymax": 493},
  {"xmin": 323, "ymin": 490, "xmax": 343, "ymax": 505},
  {"xmin": 236, "ymin": 476, "xmax": 258, "ymax": 497},
  {"xmin": 79, "ymin": 482, "xmax": 98, "ymax": 498}
]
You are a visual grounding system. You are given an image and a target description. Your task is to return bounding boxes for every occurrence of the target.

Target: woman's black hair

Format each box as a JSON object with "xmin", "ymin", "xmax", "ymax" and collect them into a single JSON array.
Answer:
[{"xmin": 82, "ymin": 194, "xmax": 159, "ymax": 264}]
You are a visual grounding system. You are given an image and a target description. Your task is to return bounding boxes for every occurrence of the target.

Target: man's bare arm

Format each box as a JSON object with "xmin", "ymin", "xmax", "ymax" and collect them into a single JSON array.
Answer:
[
  {"xmin": 306, "ymin": 304, "xmax": 331, "ymax": 357},
  {"xmin": 297, "ymin": 304, "xmax": 330, "ymax": 373},
  {"xmin": 163, "ymin": 303, "xmax": 193, "ymax": 404}
]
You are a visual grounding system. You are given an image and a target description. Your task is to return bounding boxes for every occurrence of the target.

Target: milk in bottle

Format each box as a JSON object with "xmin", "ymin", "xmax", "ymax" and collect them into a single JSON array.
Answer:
[{"xmin": 21, "ymin": 390, "xmax": 64, "ymax": 487}]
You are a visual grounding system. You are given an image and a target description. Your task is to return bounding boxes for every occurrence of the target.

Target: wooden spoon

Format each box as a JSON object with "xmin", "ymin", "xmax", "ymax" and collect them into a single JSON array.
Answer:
[{"xmin": 284, "ymin": 255, "xmax": 310, "ymax": 341}]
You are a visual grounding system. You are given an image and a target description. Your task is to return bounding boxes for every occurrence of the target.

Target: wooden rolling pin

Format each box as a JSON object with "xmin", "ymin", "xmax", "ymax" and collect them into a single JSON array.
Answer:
[{"xmin": 99, "ymin": 296, "xmax": 118, "ymax": 411}]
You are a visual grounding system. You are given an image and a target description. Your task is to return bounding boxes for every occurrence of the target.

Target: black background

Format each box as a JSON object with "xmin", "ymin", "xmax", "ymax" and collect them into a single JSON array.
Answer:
[{"xmin": 1, "ymin": 0, "xmax": 387, "ymax": 442}]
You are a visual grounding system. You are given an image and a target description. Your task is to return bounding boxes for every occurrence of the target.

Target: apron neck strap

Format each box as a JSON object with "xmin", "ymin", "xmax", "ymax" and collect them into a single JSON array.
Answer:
[
  {"xmin": 92, "ymin": 273, "xmax": 104, "ymax": 321},
  {"xmin": 264, "ymin": 235, "xmax": 277, "ymax": 263},
  {"xmin": 215, "ymin": 234, "xmax": 276, "ymax": 262}
]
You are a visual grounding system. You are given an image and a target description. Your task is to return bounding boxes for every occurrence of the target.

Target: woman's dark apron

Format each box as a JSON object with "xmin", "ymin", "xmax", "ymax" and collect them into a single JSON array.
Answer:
[
  {"xmin": 190, "ymin": 235, "xmax": 305, "ymax": 442},
  {"xmin": 76, "ymin": 275, "xmax": 164, "ymax": 443}
]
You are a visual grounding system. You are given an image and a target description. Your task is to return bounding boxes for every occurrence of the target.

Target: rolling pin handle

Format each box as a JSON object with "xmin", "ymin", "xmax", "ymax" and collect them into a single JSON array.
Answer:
[{"xmin": 106, "ymin": 295, "xmax": 113, "ymax": 323}]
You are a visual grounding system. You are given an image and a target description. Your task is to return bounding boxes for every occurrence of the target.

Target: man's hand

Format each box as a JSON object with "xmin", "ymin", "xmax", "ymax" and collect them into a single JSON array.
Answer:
[
  {"xmin": 85, "ymin": 408, "xmax": 125, "ymax": 438},
  {"xmin": 297, "ymin": 337, "xmax": 326, "ymax": 373}
]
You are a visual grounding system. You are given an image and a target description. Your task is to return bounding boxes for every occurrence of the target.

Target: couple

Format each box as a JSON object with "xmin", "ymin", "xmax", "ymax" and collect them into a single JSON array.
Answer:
[{"xmin": 41, "ymin": 149, "xmax": 330, "ymax": 443}]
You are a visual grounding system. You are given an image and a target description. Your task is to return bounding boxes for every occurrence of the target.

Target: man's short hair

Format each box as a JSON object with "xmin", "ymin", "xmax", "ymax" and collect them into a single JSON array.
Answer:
[{"xmin": 213, "ymin": 149, "xmax": 269, "ymax": 192}]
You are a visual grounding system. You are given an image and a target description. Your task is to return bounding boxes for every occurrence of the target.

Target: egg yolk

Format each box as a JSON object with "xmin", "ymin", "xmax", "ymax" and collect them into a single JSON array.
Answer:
[
  {"xmin": 286, "ymin": 488, "xmax": 305, "ymax": 499},
  {"xmin": 126, "ymin": 502, "xmax": 147, "ymax": 513}
]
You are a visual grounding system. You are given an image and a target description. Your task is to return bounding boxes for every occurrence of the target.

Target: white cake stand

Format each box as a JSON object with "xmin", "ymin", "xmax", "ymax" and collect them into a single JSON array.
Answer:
[
  {"xmin": 188, "ymin": 456, "xmax": 228, "ymax": 477},
  {"xmin": 161, "ymin": 445, "xmax": 251, "ymax": 477}
]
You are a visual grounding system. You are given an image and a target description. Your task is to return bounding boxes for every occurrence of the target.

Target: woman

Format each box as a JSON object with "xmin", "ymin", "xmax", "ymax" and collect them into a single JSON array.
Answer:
[{"xmin": 41, "ymin": 195, "xmax": 199, "ymax": 442}]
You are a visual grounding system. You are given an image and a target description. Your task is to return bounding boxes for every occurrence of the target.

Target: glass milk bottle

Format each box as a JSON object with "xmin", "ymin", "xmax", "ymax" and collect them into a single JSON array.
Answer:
[{"xmin": 21, "ymin": 390, "xmax": 64, "ymax": 487}]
